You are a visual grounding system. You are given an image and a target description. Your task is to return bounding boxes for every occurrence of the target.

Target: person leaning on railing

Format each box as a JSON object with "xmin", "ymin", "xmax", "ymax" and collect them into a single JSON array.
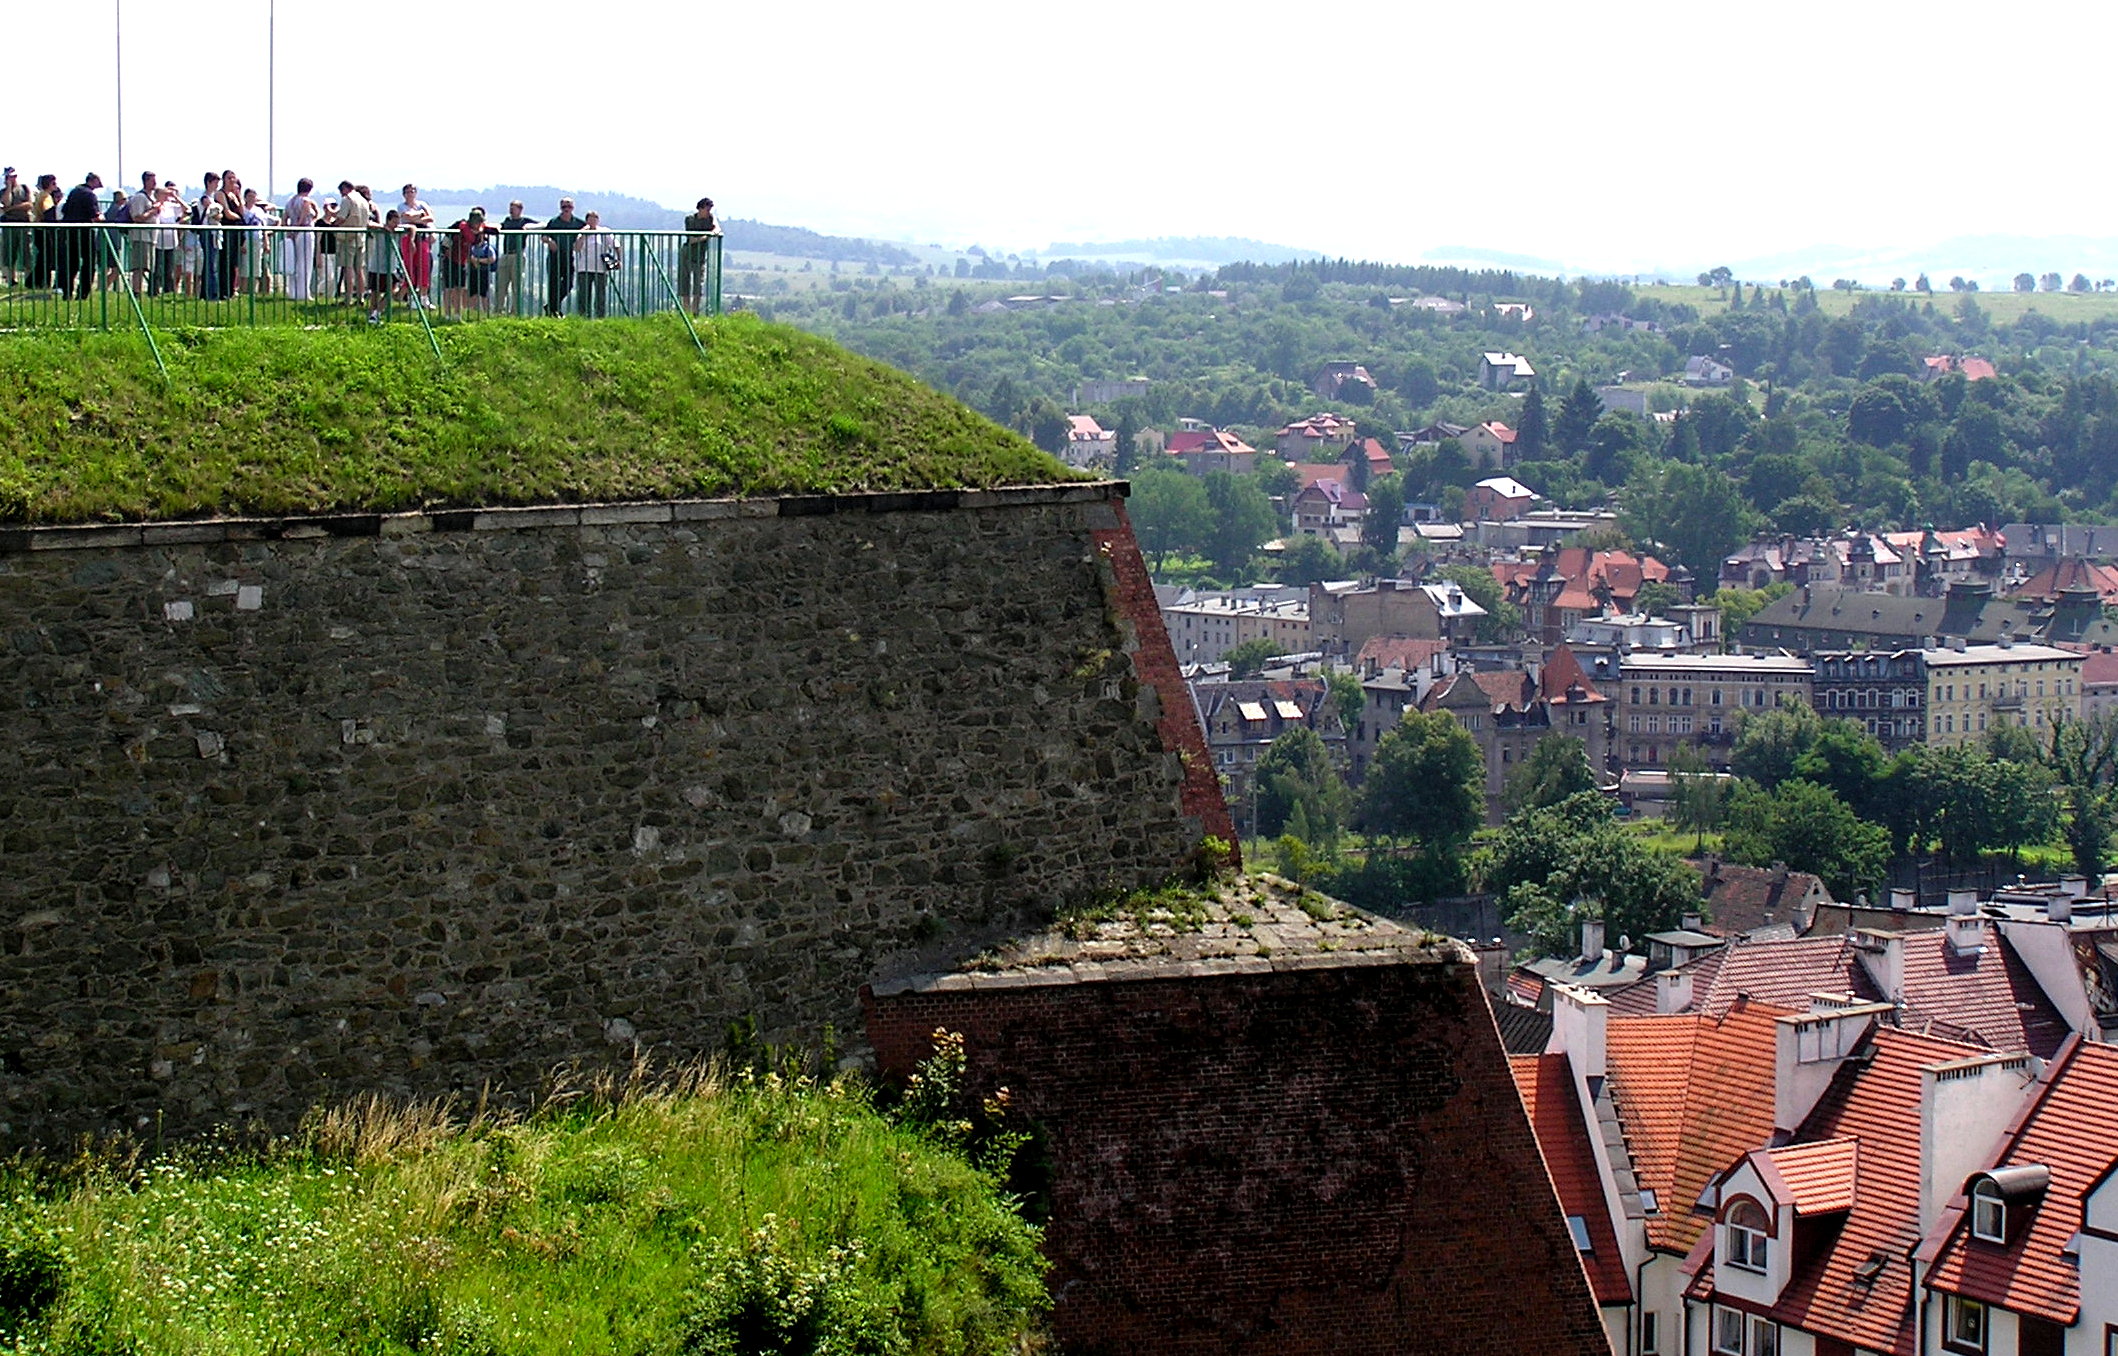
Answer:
[
  {"xmin": 0, "ymin": 168, "xmax": 31, "ymax": 286},
  {"xmin": 494, "ymin": 200, "xmax": 531, "ymax": 315},
  {"xmin": 571, "ymin": 211, "xmax": 618, "ymax": 318},
  {"xmin": 59, "ymin": 172, "xmax": 103, "ymax": 300},
  {"xmin": 541, "ymin": 197, "xmax": 584, "ymax": 316},
  {"xmin": 680, "ymin": 196, "xmax": 718, "ymax": 315},
  {"xmin": 30, "ymin": 174, "xmax": 61, "ymax": 291}
]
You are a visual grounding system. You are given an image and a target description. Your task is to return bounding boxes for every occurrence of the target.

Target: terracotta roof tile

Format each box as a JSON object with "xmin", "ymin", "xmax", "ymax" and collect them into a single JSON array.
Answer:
[
  {"xmin": 1355, "ymin": 636, "xmax": 1448, "ymax": 672},
  {"xmin": 1763, "ymin": 1137, "xmax": 1859, "ymax": 1215},
  {"xmin": 1753, "ymin": 1030, "xmax": 1995, "ymax": 1356},
  {"xmin": 1511, "ymin": 1053, "xmax": 1634, "ymax": 1305},
  {"xmin": 1606, "ymin": 998, "xmax": 1791, "ymax": 1254},
  {"xmin": 1694, "ymin": 859, "xmax": 1829, "ymax": 935},
  {"xmin": 1893, "ymin": 923, "xmax": 2071, "ymax": 1060},
  {"xmin": 1925, "ymin": 1037, "xmax": 2118, "ymax": 1324}
]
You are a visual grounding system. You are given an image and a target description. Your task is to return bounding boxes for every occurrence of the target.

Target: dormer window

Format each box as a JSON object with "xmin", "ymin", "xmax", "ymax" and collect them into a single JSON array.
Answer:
[
  {"xmin": 1965, "ymin": 1165, "xmax": 2050, "ymax": 1247},
  {"xmin": 1726, "ymin": 1199, "xmax": 1770, "ymax": 1272},
  {"xmin": 1972, "ymin": 1181, "xmax": 2006, "ymax": 1243}
]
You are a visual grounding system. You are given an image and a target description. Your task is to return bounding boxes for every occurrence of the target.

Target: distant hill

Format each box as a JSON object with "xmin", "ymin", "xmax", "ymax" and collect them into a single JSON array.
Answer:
[
  {"xmin": 419, "ymin": 186, "xmax": 916, "ymax": 264},
  {"xmin": 1040, "ymin": 236, "xmax": 1321, "ymax": 268},
  {"xmin": 1420, "ymin": 244, "xmax": 1571, "ymax": 274}
]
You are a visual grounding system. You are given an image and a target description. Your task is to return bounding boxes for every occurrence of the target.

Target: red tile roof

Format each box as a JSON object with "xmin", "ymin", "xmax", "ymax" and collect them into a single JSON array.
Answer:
[
  {"xmin": 1606, "ymin": 998, "xmax": 1791, "ymax": 1254},
  {"xmin": 1355, "ymin": 635, "xmax": 1448, "ymax": 673},
  {"xmin": 1693, "ymin": 858, "xmax": 1828, "ymax": 936},
  {"xmin": 1763, "ymin": 1137, "xmax": 1859, "ymax": 1215},
  {"xmin": 2013, "ymin": 557, "xmax": 2118, "ymax": 603},
  {"xmin": 1601, "ymin": 929, "xmax": 2068, "ymax": 1059},
  {"xmin": 2084, "ymin": 648, "xmax": 2118, "ymax": 688},
  {"xmin": 1540, "ymin": 644, "xmax": 1609, "ymax": 706},
  {"xmin": 1165, "ymin": 430, "xmax": 1213, "ymax": 455},
  {"xmin": 1510, "ymin": 1053, "xmax": 1634, "ymax": 1306},
  {"xmin": 1893, "ymin": 923, "xmax": 2070, "ymax": 1059},
  {"xmin": 1925, "ymin": 1037, "xmax": 2118, "ymax": 1324},
  {"xmin": 1739, "ymin": 1029, "xmax": 1994, "ymax": 1356}
]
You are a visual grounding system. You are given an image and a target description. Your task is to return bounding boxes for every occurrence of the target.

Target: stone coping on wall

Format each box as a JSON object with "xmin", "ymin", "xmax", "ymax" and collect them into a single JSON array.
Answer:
[
  {"xmin": 870, "ymin": 874, "xmax": 1468, "ymax": 996},
  {"xmin": 0, "ymin": 481, "xmax": 1130, "ymax": 554}
]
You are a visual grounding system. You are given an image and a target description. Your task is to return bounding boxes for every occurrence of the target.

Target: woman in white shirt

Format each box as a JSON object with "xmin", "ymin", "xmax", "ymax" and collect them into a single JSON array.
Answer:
[{"xmin": 571, "ymin": 211, "xmax": 618, "ymax": 318}]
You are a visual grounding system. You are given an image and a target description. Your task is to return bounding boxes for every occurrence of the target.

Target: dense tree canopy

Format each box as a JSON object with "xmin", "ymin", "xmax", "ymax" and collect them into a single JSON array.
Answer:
[{"xmin": 1361, "ymin": 711, "xmax": 1484, "ymax": 853}]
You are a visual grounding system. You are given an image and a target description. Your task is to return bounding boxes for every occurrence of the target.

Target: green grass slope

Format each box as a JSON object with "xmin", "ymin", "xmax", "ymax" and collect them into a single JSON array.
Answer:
[
  {"xmin": 0, "ymin": 1070, "xmax": 1047, "ymax": 1355},
  {"xmin": 0, "ymin": 314, "xmax": 1075, "ymax": 524}
]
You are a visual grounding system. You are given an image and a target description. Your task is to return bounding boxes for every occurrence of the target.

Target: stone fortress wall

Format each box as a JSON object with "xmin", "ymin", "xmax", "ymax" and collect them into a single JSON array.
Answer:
[{"xmin": 0, "ymin": 483, "xmax": 1228, "ymax": 1146}]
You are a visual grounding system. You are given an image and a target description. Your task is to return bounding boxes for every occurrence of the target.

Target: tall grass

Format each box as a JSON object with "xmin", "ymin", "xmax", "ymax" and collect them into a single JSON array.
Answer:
[
  {"xmin": 0, "ymin": 314, "xmax": 1076, "ymax": 524},
  {"xmin": 0, "ymin": 1059, "xmax": 1046, "ymax": 1355}
]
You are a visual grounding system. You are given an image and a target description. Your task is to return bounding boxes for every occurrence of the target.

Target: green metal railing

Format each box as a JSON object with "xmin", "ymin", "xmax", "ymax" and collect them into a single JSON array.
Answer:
[{"xmin": 0, "ymin": 222, "xmax": 722, "ymax": 330}]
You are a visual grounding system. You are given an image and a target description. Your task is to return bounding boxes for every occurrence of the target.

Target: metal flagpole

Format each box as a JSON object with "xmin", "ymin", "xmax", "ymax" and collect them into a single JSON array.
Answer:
[
  {"xmin": 114, "ymin": 0, "xmax": 124, "ymax": 187},
  {"xmin": 267, "ymin": 0, "xmax": 275, "ymax": 200}
]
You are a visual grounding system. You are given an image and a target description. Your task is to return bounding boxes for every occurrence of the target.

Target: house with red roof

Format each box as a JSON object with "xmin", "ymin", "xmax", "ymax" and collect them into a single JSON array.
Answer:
[
  {"xmin": 1290, "ymin": 477, "xmax": 1368, "ymax": 538},
  {"xmin": 1274, "ymin": 413, "xmax": 1359, "ymax": 459},
  {"xmin": 1920, "ymin": 1037, "xmax": 2118, "ymax": 1356},
  {"xmin": 1163, "ymin": 426, "xmax": 1256, "ymax": 476},
  {"xmin": 1683, "ymin": 1031, "xmax": 2036, "ymax": 1356},
  {"xmin": 1924, "ymin": 354, "xmax": 2000, "ymax": 383},
  {"xmin": 1061, "ymin": 414, "xmax": 1116, "ymax": 468},
  {"xmin": 1467, "ymin": 475, "xmax": 1540, "ymax": 523},
  {"xmin": 1417, "ymin": 644, "xmax": 1610, "ymax": 818},
  {"xmin": 1521, "ymin": 914, "xmax": 2118, "ymax": 1356},
  {"xmin": 1494, "ymin": 548, "xmax": 1672, "ymax": 646},
  {"xmin": 1456, "ymin": 419, "xmax": 1519, "ymax": 470}
]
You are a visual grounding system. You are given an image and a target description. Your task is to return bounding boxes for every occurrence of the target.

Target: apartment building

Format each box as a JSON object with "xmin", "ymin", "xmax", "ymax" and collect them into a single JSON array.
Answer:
[{"xmin": 1614, "ymin": 652, "xmax": 1813, "ymax": 770}]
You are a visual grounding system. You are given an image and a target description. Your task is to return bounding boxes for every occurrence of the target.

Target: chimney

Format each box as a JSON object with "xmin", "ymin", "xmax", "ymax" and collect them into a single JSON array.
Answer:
[
  {"xmin": 1947, "ymin": 889, "xmax": 1979, "ymax": 916},
  {"xmin": 1655, "ymin": 967, "xmax": 1694, "ymax": 1015},
  {"xmin": 1682, "ymin": 912, "xmax": 1705, "ymax": 933},
  {"xmin": 2050, "ymin": 891, "xmax": 2076, "ymax": 924},
  {"xmin": 1851, "ymin": 929, "xmax": 1906, "ymax": 1003},
  {"xmin": 1889, "ymin": 888, "xmax": 1915, "ymax": 912},
  {"xmin": 1580, "ymin": 917, "xmax": 1606, "ymax": 965},
  {"xmin": 1551, "ymin": 983, "xmax": 1609, "ymax": 1081},
  {"xmin": 1947, "ymin": 908, "xmax": 1986, "ymax": 956},
  {"xmin": 1919, "ymin": 1053, "xmax": 2037, "ymax": 1232},
  {"xmin": 1775, "ymin": 1000, "xmax": 1892, "ymax": 1135}
]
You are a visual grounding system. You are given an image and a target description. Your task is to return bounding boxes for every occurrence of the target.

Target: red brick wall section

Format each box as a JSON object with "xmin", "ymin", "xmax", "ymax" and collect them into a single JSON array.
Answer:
[
  {"xmin": 864, "ymin": 962, "xmax": 1611, "ymax": 1356},
  {"xmin": 1093, "ymin": 496, "xmax": 1240, "ymax": 859}
]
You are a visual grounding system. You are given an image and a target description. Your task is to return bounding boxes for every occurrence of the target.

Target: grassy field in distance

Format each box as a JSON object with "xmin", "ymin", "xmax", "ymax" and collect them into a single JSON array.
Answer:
[{"xmin": 1634, "ymin": 283, "xmax": 2118, "ymax": 323}]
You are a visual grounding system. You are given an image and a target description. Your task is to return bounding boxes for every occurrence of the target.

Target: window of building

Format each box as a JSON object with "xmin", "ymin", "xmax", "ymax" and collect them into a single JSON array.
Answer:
[
  {"xmin": 1725, "ymin": 1199, "xmax": 1769, "ymax": 1272},
  {"xmin": 1647, "ymin": 717, "xmax": 1661, "ymax": 735},
  {"xmin": 1946, "ymin": 1296, "xmax": 1987, "ymax": 1353},
  {"xmin": 1649, "ymin": 688, "xmax": 1659, "ymax": 705},
  {"xmin": 1971, "ymin": 1181, "xmax": 2006, "ymax": 1243},
  {"xmin": 1565, "ymin": 1214, "xmax": 1591, "ymax": 1250},
  {"xmin": 1751, "ymin": 1319, "xmax": 1779, "ymax": 1356},
  {"xmin": 1629, "ymin": 716, "xmax": 1641, "ymax": 734},
  {"xmin": 1641, "ymin": 1311, "xmax": 1660, "ymax": 1355},
  {"xmin": 1711, "ymin": 688, "xmax": 1723, "ymax": 706},
  {"xmin": 1714, "ymin": 1308, "xmax": 1745, "ymax": 1356}
]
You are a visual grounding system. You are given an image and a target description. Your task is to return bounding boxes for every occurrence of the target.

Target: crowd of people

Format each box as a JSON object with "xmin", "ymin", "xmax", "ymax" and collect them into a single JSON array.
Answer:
[{"xmin": 0, "ymin": 168, "xmax": 722, "ymax": 318}]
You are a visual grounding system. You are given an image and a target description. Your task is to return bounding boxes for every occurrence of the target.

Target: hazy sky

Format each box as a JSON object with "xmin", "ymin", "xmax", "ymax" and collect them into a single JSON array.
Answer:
[{"xmin": 13, "ymin": 0, "xmax": 2116, "ymax": 275}]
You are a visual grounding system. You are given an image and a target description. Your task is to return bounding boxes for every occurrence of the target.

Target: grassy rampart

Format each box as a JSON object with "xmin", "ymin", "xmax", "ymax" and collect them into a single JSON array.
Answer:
[
  {"xmin": 0, "ymin": 314, "xmax": 1074, "ymax": 524},
  {"xmin": 0, "ymin": 1062, "xmax": 1046, "ymax": 1355}
]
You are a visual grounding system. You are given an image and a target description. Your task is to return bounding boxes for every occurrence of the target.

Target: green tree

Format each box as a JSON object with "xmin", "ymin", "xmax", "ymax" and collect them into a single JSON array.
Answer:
[
  {"xmin": 1223, "ymin": 637, "xmax": 1282, "ymax": 678},
  {"xmin": 1633, "ymin": 579, "xmax": 1680, "ymax": 618},
  {"xmin": 1668, "ymin": 743, "xmax": 1729, "ymax": 851},
  {"xmin": 1439, "ymin": 565, "xmax": 1523, "ymax": 643},
  {"xmin": 1721, "ymin": 779, "xmax": 1889, "ymax": 901},
  {"xmin": 1327, "ymin": 669, "xmax": 1364, "ymax": 730},
  {"xmin": 1275, "ymin": 535, "xmax": 1345, "ymax": 586},
  {"xmin": 1730, "ymin": 702, "xmax": 1824, "ymax": 789},
  {"xmin": 1622, "ymin": 460, "xmax": 1760, "ymax": 575},
  {"xmin": 1128, "ymin": 468, "xmax": 1211, "ymax": 570},
  {"xmin": 2045, "ymin": 715, "xmax": 2118, "ymax": 879},
  {"xmin": 1553, "ymin": 378, "xmax": 1605, "ymax": 455},
  {"xmin": 1503, "ymin": 734, "xmax": 1599, "ymax": 815},
  {"xmin": 1360, "ymin": 711, "xmax": 1485, "ymax": 854},
  {"xmin": 1479, "ymin": 792, "xmax": 1700, "ymax": 958},
  {"xmin": 1516, "ymin": 385, "xmax": 1549, "ymax": 459},
  {"xmin": 1362, "ymin": 473, "xmax": 1405, "ymax": 562},
  {"xmin": 1790, "ymin": 720, "xmax": 1889, "ymax": 820},
  {"xmin": 2014, "ymin": 273, "xmax": 2036, "ymax": 293},
  {"xmin": 1112, "ymin": 408, "xmax": 1140, "ymax": 476},
  {"xmin": 1710, "ymin": 584, "xmax": 1790, "ymax": 649},
  {"xmin": 1201, "ymin": 471, "xmax": 1277, "ymax": 578},
  {"xmin": 1254, "ymin": 726, "xmax": 1352, "ymax": 840}
]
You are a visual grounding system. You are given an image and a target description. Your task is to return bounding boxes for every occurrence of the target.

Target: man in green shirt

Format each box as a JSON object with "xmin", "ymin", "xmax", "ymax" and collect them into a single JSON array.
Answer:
[
  {"xmin": 679, "ymin": 196, "xmax": 717, "ymax": 314},
  {"xmin": 542, "ymin": 197, "xmax": 585, "ymax": 316},
  {"xmin": 494, "ymin": 199, "xmax": 533, "ymax": 315}
]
